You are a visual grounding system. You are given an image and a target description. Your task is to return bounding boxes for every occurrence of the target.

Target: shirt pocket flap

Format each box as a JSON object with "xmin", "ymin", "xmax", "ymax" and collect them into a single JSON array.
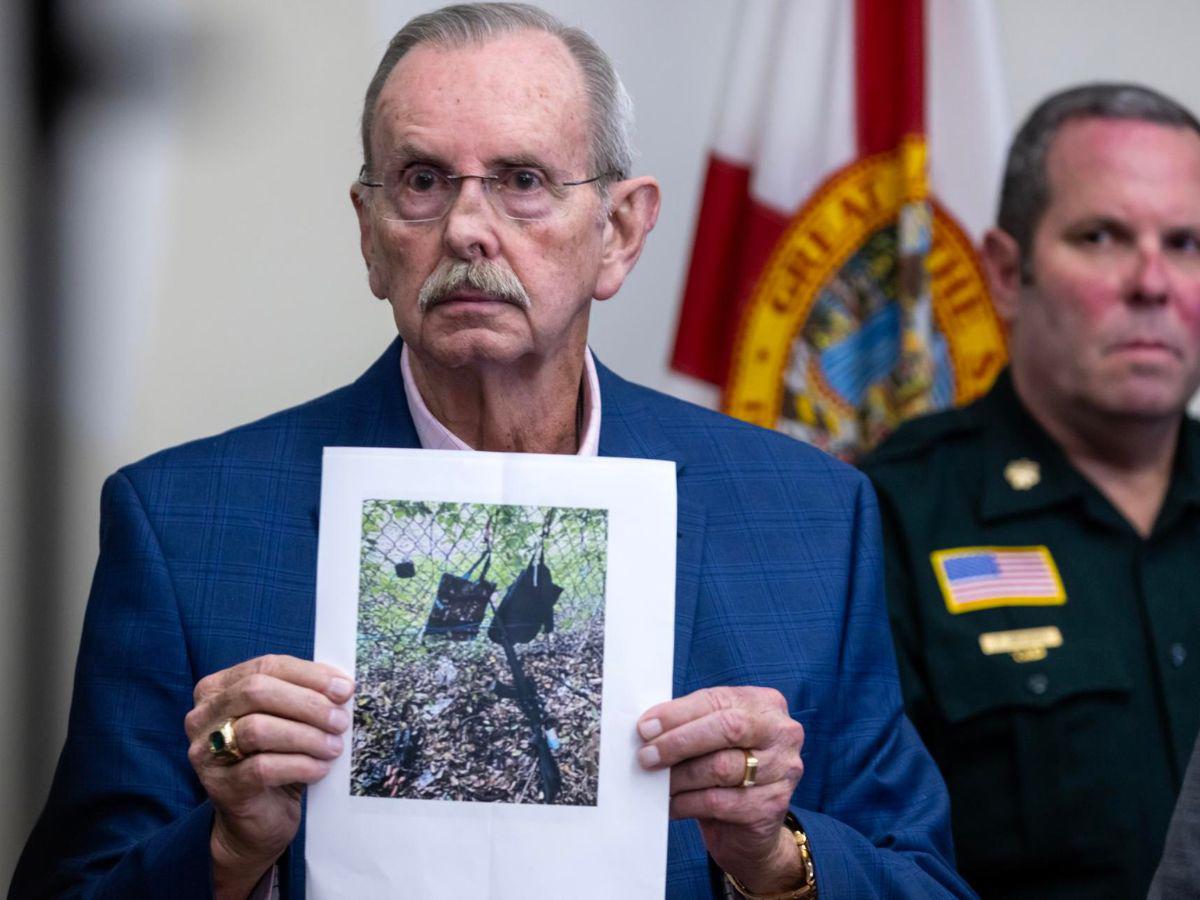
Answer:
[{"xmin": 928, "ymin": 635, "xmax": 1133, "ymax": 725}]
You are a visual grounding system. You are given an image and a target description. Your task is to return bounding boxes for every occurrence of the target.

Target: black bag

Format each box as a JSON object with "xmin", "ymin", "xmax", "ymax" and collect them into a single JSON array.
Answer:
[
  {"xmin": 423, "ymin": 549, "xmax": 494, "ymax": 640},
  {"xmin": 488, "ymin": 558, "xmax": 562, "ymax": 645}
]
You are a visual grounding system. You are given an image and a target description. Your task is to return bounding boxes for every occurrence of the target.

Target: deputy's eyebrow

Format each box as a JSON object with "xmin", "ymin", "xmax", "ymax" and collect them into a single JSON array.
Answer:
[{"xmin": 1066, "ymin": 216, "xmax": 1133, "ymax": 239}]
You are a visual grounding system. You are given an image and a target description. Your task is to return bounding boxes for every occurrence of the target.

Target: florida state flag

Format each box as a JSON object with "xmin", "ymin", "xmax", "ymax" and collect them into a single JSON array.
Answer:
[{"xmin": 671, "ymin": 0, "xmax": 1010, "ymax": 459}]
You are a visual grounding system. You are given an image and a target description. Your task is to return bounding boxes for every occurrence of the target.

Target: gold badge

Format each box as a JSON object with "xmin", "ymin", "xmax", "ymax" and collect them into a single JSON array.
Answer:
[
  {"xmin": 1004, "ymin": 458, "xmax": 1040, "ymax": 491},
  {"xmin": 979, "ymin": 626, "xmax": 1063, "ymax": 663}
]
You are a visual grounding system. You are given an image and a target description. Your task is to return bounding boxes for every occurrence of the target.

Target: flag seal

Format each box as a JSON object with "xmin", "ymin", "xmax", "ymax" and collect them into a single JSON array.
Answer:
[{"xmin": 723, "ymin": 139, "xmax": 1006, "ymax": 459}]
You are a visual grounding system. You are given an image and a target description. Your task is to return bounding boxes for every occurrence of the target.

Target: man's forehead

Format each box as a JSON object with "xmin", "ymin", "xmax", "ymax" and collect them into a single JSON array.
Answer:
[
  {"xmin": 1043, "ymin": 117, "xmax": 1200, "ymax": 212},
  {"xmin": 370, "ymin": 30, "xmax": 591, "ymax": 167}
]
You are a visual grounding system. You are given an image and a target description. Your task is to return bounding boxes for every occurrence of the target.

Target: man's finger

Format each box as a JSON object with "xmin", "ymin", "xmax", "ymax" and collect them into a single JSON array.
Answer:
[
  {"xmin": 637, "ymin": 686, "xmax": 786, "ymax": 741},
  {"xmin": 637, "ymin": 704, "xmax": 778, "ymax": 770},
  {"xmin": 668, "ymin": 786, "xmax": 761, "ymax": 824},
  {"xmin": 220, "ymin": 753, "xmax": 333, "ymax": 795},
  {"xmin": 193, "ymin": 654, "xmax": 353, "ymax": 706},
  {"xmin": 668, "ymin": 781, "xmax": 793, "ymax": 824},
  {"xmin": 186, "ymin": 674, "xmax": 351, "ymax": 741},
  {"xmin": 669, "ymin": 748, "xmax": 763, "ymax": 794},
  {"xmin": 667, "ymin": 746, "xmax": 803, "ymax": 795},
  {"xmin": 213, "ymin": 713, "xmax": 345, "ymax": 762}
]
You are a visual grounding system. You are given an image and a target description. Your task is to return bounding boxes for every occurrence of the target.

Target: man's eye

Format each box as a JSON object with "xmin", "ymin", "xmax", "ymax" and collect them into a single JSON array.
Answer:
[
  {"xmin": 1167, "ymin": 231, "xmax": 1200, "ymax": 254},
  {"xmin": 1079, "ymin": 227, "xmax": 1115, "ymax": 246},
  {"xmin": 402, "ymin": 167, "xmax": 442, "ymax": 192},
  {"xmin": 500, "ymin": 168, "xmax": 546, "ymax": 192}
]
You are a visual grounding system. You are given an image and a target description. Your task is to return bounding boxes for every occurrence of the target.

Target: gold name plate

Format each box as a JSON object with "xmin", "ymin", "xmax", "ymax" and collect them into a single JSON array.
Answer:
[{"xmin": 978, "ymin": 626, "xmax": 1063, "ymax": 663}]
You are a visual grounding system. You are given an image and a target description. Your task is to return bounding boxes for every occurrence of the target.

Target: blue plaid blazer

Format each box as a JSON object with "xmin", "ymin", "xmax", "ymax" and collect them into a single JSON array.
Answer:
[{"xmin": 13, "ymin": 340, "xmax": 972, "ymax": 898}]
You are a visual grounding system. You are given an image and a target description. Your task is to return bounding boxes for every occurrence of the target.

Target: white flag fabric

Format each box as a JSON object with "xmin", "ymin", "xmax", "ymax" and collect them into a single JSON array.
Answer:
[{"xmin": 673, "ymin": 0, "xmax": 1010, "ymax": 459}]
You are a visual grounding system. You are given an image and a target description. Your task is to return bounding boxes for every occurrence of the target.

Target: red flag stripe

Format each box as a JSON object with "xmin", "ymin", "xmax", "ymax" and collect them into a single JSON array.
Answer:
[
  {"xmin": 856, "ymin": 0, "xmax": 925, "ymax": 155},
  {"xmin": 669, "ymin": 155, "xmax": 788, "ymax": 385}
]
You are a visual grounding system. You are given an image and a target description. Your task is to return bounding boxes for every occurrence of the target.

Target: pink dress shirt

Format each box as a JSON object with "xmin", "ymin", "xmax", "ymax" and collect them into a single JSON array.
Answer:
[{"xmin": 400, "ymin": 343, "xmax": 602, "ymax": 455}]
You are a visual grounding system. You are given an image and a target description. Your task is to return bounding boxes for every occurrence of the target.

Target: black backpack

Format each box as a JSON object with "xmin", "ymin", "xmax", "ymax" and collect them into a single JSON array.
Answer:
[{"xmin": 487, "ymin": 556, "xmax": 562, "ymax": 646}]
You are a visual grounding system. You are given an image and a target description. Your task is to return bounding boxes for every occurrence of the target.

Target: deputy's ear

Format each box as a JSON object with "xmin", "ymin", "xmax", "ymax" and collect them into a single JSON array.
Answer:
[
  {"xmin": 351, "ymin": 183, "xmax": 389, "ymax": 300},
  {"xmin": 594, "ymin": 176, "xmax": 661, "ymax": 301},
  {"xmin": 981, "ymin": 228, "xmax": 1023, "ymax": 323}
]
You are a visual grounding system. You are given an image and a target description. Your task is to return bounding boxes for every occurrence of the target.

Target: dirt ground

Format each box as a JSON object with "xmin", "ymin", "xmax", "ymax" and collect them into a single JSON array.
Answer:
[{"xmin": 351, "ymin": 616, "xmax": 604, "ymax": 806}]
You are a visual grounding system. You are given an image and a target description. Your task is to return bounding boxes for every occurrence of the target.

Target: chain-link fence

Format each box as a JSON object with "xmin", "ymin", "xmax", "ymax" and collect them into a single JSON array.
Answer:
[{"xmin": 352, "ymin": 500, "xmax": 607, "ymax": 806}]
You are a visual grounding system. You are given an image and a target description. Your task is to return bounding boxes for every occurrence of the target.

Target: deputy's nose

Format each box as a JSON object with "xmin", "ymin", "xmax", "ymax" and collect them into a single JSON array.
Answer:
[{"xmin": 1126, "ymin": 234, "xmax": 1171, "ymax": 306}]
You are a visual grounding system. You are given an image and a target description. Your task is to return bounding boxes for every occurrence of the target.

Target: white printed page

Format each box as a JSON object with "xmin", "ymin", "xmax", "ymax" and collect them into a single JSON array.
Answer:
[{"xmin": 307, "ymin": 448, "xmax": 676, "ymax": 899}]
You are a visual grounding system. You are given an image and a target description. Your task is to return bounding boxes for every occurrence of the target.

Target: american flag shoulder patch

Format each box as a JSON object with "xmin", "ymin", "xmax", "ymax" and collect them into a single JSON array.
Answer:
[{"xmin": 930, "ymin": 545, "xmax": 1066, "ymax": 614}]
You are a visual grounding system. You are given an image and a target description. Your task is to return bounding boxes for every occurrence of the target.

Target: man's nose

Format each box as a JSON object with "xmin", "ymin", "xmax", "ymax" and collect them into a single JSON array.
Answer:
[
  {"xmin": 1129, "ymin": 242, "xmax": 1170, "ymax": 306},
  {"xmin": 442, "ymin": 177, "xmax": 501, "ymax": 261}
]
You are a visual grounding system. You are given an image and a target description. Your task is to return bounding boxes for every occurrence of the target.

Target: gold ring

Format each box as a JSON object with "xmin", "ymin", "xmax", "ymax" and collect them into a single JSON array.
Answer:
[
  {"xmin": 740, "ymin": 749, "xmax": 758, "ymax": 788},
  {"xmin": 207, "ymin": 717, "xmax": 244, "ymax": 763}
]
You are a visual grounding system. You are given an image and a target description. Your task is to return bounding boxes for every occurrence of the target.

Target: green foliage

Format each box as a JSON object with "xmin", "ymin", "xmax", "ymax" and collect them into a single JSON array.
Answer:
[{"xmin": 356, "ymin": 500, "xmax": 607, "ymax": 681}]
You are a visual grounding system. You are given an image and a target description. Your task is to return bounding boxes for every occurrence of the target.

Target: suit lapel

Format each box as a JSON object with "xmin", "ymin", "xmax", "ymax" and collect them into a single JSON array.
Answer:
[
  {"xmin": 596, "ymin": 360, "xmax": 704, "ymax": 697},
  {"xmin": 332, "ymin": 338, "xmax": 420, "ymax": 450},
  {"xmin": 306, "ymin": 338, "xmax": 421, "ymax": 533}
]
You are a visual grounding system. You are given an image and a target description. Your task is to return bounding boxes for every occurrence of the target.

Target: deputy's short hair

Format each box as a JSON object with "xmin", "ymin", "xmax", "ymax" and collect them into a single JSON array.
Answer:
[{"xmin": 997, "ymin": 82, "xmax": 1200, "ymax": 276}]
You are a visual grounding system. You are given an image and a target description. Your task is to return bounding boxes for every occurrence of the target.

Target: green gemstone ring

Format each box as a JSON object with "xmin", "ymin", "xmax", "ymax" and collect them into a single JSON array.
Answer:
[{"xmin": 207, "ymin": 717, "xmax": 244, "ymax": 763}]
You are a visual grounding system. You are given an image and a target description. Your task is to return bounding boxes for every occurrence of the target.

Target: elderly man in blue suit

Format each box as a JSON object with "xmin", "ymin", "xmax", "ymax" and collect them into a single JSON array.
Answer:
[{"xmin": 13, "ymin": 4, "xmax": 971, "ymax": 899}]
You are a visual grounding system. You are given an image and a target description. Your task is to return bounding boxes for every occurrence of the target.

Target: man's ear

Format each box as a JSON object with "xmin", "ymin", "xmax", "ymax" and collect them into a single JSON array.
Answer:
[
  {"xmin": 351, "ymin": 183, "xmax": 389, "ymax": 300},
  {"xmin": 981, "ymin": 227, "xmax": 1023, "ymax": 323},
  {"xmin": 594, "ymin": 176, "xmax": 661, "ymax": 301}
]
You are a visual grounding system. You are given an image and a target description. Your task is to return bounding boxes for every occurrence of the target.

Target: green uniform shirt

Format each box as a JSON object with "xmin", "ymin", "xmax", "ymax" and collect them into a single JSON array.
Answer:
[{"xmin": 861, "ymin": 370, "xmax": 1200, "ymax": 899}]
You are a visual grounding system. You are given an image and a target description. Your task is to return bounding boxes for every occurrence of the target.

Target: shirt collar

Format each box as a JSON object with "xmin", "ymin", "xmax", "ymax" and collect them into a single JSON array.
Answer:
[
  {"xmin": 400, "ymin": 342, "xmax": 601, "ymax": 456},
  {"xmin": 1154, "ymin": 415, "xmax": 1200, "ymax": 533},
  {"xmin": 978, "ymin": 369, "xmax": 1091, "ymax": 523},
  {"xmin": 979, "ymin": 368, "xmax": 1200, "ymax": 534}
]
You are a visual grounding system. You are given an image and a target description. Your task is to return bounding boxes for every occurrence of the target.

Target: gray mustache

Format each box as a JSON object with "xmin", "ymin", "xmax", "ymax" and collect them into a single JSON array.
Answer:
[{"xmin": 418, "ymin": 260, "xmax": 532, "ymax": 312}]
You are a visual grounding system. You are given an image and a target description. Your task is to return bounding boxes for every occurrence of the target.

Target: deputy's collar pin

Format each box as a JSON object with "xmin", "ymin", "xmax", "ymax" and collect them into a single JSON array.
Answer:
[{"xmin": 1004, "ymin": 458, "xmax": 1041, "ymax": 491}]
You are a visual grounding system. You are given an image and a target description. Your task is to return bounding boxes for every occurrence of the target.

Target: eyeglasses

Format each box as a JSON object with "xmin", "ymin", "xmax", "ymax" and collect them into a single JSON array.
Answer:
[{"xmin": 358, "ymin": 164, "xmax": 617, "ymax": 223}]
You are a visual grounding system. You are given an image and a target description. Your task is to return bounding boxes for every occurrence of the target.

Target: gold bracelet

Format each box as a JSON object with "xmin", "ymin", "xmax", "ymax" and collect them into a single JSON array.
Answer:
[{"xmin": 724, "ymin": 813, "xmax": 817, "ymax": 899}]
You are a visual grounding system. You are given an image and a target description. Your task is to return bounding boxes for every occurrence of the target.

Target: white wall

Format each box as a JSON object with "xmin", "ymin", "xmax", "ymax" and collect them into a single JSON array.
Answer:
[
  {"xmin": 11, "ymin": 0, "xmax": 1200, "ymax": 881},
  {"xmin": 997, "ymin": 0, "xmax": 1200, "ymax": 128}
]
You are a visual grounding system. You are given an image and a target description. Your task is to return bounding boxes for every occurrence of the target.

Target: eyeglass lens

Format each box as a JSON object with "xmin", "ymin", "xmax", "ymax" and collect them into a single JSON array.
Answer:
[{"xmin": 380, "ymin": 166, "xmax": 562, "ymax": 221}]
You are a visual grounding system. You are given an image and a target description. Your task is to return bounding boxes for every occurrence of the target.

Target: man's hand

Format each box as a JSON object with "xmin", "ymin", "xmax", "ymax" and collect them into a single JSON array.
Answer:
[
  {"xmin": 184, "ymin": 654, "xmax": 354, "ymax": 899},
  {"xmin": 637, "ymin": 686, "xmax": 806, "ymax": 894}
]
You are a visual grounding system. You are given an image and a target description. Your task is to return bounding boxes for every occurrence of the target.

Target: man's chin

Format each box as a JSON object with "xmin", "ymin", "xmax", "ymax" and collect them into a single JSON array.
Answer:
[
  {"xmin": 410, "ymin": 329, "xmax": 530, "ymax": 371},
  {"xmin": 1093, "ymin": 375, "xmax": 1194, "ymax": 420}
]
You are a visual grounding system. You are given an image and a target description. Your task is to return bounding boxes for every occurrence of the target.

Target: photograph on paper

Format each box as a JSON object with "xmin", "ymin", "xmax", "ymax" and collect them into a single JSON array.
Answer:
[{"xmin": 351, "ymin": 499, "xmax": 607, "ymax": 806}]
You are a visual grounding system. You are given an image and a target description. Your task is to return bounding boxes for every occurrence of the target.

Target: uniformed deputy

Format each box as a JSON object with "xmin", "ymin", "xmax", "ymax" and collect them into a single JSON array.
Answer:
[{"xmin": 862, "ymin": 83, "xmax": 1200, "ymax": 899}]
